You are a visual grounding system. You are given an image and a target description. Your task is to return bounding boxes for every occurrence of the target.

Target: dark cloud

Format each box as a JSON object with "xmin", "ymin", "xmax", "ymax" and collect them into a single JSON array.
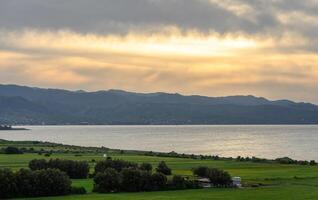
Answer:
[{"xmin": 0, "ymin": 0, "xmax": 278, "ymax": 34}]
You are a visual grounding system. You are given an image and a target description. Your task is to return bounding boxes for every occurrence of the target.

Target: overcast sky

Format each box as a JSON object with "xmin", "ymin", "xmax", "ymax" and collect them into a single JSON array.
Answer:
[{"xmin": 1, "ymin": 0, "xmax": 318, "ymax": 103}]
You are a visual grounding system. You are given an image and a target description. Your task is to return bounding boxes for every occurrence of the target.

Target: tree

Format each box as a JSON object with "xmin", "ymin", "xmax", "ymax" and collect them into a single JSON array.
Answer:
[
  {"xmin": 33, "ymin": 169, "xmax": 71, "ymax": 196},
  {"xmin": 193, "ymin": 166, "xmax": 232, "ymax": 187},
  {"xmin": 139, "ymin": 162, "xmax": 153, "ymax": 172},
  {"xmin": 29, "ymin": 159, "xmax": 47, "ymax": 170},
  {"xmin": 139, "ymin": 171, "xmax": 153, "ymax": 191},
  {"xmin": 171, "ymin": 175, "xmax": 186, "ymax": 189},
  {"xmin": 15, "ymin": 169, "xmax": 36, "ymax": 197},
  {"xmin": 93, "ymin": 168, "xmax": 121, "ymax": 193},
  {"xmin": 0, "ymin": 168, "xmax": 72, "ymax": 198},
  {"xmin": 151, "ymin": 172, "xmax": 167, "ymax": 190},
  {"xmin": 0, "ymin": 169, "xmax": 17, "ymax": 198},
  {"xmin": 95, "ymin": 159, "xmax": 138, "ymax": 173},
  {"xmin": 156, "ymin": 161, "xmax": 171, "ymax": 175},
  {"xmin": 120, "ymin": 168, "xmax": 142, "ymax": 192},
  {"xmin": 4, "ymin": 146, "xmax": 23, "ymax": 154},
  {"xmin": 192, "ymin": 166, "xmax": 209, "ymax": 177},
  {"xmin": 29, "ymin": 159, "xmax": 89, "ymax": 179},
  {"xmin": 207, "ymin": 168, "xmax": 232, "ymax": 187}
]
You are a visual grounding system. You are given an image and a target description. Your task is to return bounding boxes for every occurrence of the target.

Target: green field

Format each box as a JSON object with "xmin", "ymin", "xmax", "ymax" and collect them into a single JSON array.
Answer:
[{"xmin": 1, "ymin": 140, "xmax": 318, "ymax": 200}]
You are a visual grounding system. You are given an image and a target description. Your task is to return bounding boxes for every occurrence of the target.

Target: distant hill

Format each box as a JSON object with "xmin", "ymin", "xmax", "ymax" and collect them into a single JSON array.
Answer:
[{"xmin": 0, "ymin": 84, "xmax": 318, "ymax": 125}]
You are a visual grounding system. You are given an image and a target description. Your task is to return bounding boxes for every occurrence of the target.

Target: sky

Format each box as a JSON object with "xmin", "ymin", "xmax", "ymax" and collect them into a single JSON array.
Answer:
[{"xmin": 0, "ymin": 0, "xmax": 318, "ymax": 103}]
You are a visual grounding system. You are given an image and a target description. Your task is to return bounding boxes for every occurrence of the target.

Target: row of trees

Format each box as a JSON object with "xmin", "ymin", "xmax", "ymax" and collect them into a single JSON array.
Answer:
[
  {"xmin": 94, "ymin": 168, "xmax": 167, "ymax": 192},
  {"xmin": 1, "ymin": 146, "xmax": 24, "ymax": 154},
  {"xmin": 94, "ymin": 159, "xmax": 171, "ymax": 175},
  {"xmin": 0, "ymin": 168, "xmax": 73, "ymax": 199},
  {"xmin": 29, "ymin": 159, "xmax": 89, "ymax": 179},
  {"xmin": 93, "ymin": 159, "xmax": 197, "ymax": 193},
  {"xmin": 237, "ymin": 156, "xmax": 317, "ymax": 166},
  {"xmin": 145, "ymin": 151, "xmax": 317, "ymax": 166},
  {"xmin": 193, "ymin": 166, "xmax": 233, "ymax": 187}
]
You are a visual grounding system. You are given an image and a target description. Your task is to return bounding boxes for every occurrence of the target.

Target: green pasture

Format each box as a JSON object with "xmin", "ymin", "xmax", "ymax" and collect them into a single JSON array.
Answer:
[{"xmin": 0, "ymin": 140, "xmax": 317, "ymax": 200}]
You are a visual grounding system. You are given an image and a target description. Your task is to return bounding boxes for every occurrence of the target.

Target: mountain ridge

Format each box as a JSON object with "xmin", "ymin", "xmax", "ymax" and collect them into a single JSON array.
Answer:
[{"xmin": 0, "ymin": 84, "xmax": 318, "ymax": 125}]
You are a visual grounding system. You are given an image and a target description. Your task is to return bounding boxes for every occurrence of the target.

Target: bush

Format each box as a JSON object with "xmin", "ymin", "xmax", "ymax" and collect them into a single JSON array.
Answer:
[
  {"xmin": 171, "ymin": 175, "xmax": 186, "ymax": 189},
  {"xmin": 95, "ymin": 159, "xmax": 138, "ymax": 173},
  {"xmin": 151, "ymin": 172, "xmax": 167, "ymax": 190},
  {"xmin": 207, "ymin": 168, "xmax": 232, "ymax": 187},
  {"xmin": 120, "ymin": 168, "xmax": 143, "ymax": 192},
  {"xmin": 71, "ymin": 186, "xmax": 87, "ymax": 194},
  {"xmin": 156, "ymin": 161, "xmax": 171, "ymax": 175},
  {"xmin": 192, "ymin": 166, "xmax": 209, "ymax": 177},
  {"xmin": 32, "ymin": 169, "xmax": 71, "ymax": 196},
  {"xmin": 0, "ymin": 168, "xmax": 71, "ymax": 198},
  {"xmin": 93, "ymin": 168, "xmax": 121, "ymax": 193},
  {"xmin": 29, "ymin": 159, "xmax": 47, "ymax": 170},
  {"xmin": 310, "ymin": 160, "xmax": 316, "ymax": 165},
  {"xmin": 193, "ymin": 167, "xmax": 232, "ymax": 187},
  {"xmin": 139, "ymin": 162, "xmax": 153, "ymax": 172},
  {"xmin": 139, "ymin": 170, "xmax": 153, "ymax": 191},
  {"xmin": 4, "ymin": 146, "xmax": 23, "ymax": 154},
  {"xmin": 29, "ymin": 159, "xmax": 89, "ymax": 179},
  {"xmin": 93, "ymin": 166, "xmax": 169, "ymax": 193},
  {"xmin": 0, "ymin": 169, "xmax": 17, "ymax": 198},
  {"xmin": 15, "ymin": 169, "xmax": 36, "ymax": 197}
]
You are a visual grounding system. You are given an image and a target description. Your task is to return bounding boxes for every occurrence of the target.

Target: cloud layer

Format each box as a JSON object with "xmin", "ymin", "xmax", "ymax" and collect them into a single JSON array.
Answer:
[{"xmin": 0, "ymin": 0, "xmax": 318, "ymax": 103}]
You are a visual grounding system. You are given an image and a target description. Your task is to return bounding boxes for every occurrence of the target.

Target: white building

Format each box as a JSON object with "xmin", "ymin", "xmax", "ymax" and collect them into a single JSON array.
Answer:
[
  {"xmin": 197, "ymin": 178, "xmax": 212, "ymax": 188},
  {"xmin": 232, "ymin": 177, "xmax": 242, "ymax": 188}
]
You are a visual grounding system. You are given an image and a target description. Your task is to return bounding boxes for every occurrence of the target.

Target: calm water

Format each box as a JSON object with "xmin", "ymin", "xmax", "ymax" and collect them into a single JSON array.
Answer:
[{"xmin": 1, "ymin": 125, "xmax": 318, "ymax": 160}]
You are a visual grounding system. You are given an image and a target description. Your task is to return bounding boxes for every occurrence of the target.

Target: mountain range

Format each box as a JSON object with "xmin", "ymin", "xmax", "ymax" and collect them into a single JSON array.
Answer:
[{"xmin": 0, "ymin": 84, "xmax": 318, "ymax": 125}]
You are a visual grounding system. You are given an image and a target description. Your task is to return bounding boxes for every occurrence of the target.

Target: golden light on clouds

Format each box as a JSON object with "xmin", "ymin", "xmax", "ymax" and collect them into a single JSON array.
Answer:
[{"xmin": 1, "ymin": 29, "xmax": 318, "ymax": 102}]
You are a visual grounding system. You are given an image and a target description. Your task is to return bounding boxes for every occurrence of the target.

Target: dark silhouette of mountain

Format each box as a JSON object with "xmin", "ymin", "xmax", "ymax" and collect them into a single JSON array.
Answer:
[{"xmin": 0, "ymin": 84, "xmax": 318, "ymax": 125}]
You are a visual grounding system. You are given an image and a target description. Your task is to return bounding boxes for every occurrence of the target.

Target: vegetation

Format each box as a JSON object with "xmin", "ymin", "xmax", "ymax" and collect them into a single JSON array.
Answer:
[
  {"xmin": 193, "ymin": 166, "xmax": 232, "ymax": 187},
  {"xmin": 93, "ymin": 168, "xmax": 121, "ymax": 193},
  {"xmin": 93, "ymin": 159, "xmax": 195, "ymax": 193},
  {"xmin": 0, "ymin": 168, "xmax": 71, "ymax": 198},
  {"xmin": 29, "ymin": 159, "xmax": 89, "ymax": 179},
  {"xmin": 0, "ymin": 140, "xmax": 318, "ymax": 199},
  {"xmin": 156, "ymin": 161, "xmax": 172, "ymax": 175},
  {"xmin": 94, "ymin": 159, "xmax": 138, "ymax": 173},
  {"xmin": 2, "ymin": 146, "xmax": 23, "ymax": 154}
]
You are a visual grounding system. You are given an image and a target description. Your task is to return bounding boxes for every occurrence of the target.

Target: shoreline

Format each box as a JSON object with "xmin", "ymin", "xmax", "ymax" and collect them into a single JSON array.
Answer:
[{"xmin": 0, "ymin": 139, "xmax": 316, "ymax": 164}]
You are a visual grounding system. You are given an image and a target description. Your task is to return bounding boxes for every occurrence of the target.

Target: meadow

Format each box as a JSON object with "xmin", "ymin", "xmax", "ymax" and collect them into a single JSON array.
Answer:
[{"xmin": 0, "ymin": 140, "xmax": 317, "ymax": 200}]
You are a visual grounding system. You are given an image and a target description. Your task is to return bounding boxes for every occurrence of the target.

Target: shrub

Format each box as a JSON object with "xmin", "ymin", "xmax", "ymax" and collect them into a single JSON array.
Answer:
[
  {"xmin": 139, "ymin": 170, "xmax": 153, "ymax": 191},
  {"xmin": 171, "ymin": 175, "xmax": 186, "ymax": 189},
  {"xmin": 151, "ymin": 172, "xmax": 167, "ymax": 190},
  {"xmin": 15, "ymin": 169, "xmax": 36, "ymax": 197},
  {"xmin": 95, "ymin": 159, "xmax": 138, "ymax": 173},
  {"xmin": 29, "ymin": 159, "xmax": 47, "ymax": 170},
  {"xmin": 93, "ymin": 167, "xmax": 169, "ymax": 193},
  {"xmin": 32, "ymin": 169, "xmax": 71, "ymax": 196},
  {"xmin": 156, "ymin": 161, "xmax": 171, "ymax": 175},
  {"xmin": 310, "ymin": 160, "xmax": 316, "ymax": 165},
  {"xmin": 29, "ymin": 159, "xmax": 89, "ymax": 179},
  {"xmin": 71, "ymin": 186, "xmax": 87, "ymax": 194},
  {"xmin": 4, "ymin": 146, "xmax": 23, "ymax": 154},
  {"xmin": 207, "ymin": 168, "xmax": 232, "ymax": 187},
  {"xmin": 0, "ymin": 169, "xmax": 17, "ymax": 198},
  {"xmin": 139, "ymin": 162, "xmax": 153, "ymax": 172},
  {"xmin": 192, "ymin": 166, "xmax": 209, "ymax": 177},
  {"xmin": 193, "ymin": 167, "xmax": 232, "ymax": 187},
  {"xmin": 93, "ymin": 168, "xmax": 121, "ymax": 193},
  {"xmin": 120, "ymin": 168, "xmax": 143, "ymax": 192},
  {"xmin": 0, "ymin": 168, "xmax": 71, "ymax": 198}
]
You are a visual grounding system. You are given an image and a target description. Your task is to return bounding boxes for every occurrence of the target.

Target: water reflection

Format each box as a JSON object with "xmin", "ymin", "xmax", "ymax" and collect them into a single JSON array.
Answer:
[{"xmin": 0, "ymin": 125, "xmax": 317, "ymax": 160}]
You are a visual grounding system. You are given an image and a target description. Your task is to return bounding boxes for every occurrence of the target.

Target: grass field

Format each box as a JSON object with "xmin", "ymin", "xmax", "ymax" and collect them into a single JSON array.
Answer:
[{"xmin": 0, "ymin": 140, "xmax": 318, "ymax": 200}]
